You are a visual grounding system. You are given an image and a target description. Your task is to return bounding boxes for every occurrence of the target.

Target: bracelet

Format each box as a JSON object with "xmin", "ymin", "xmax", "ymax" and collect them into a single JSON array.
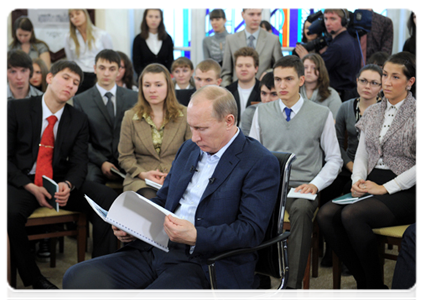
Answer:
[{"xmin": 65, "ymin": 181, "xmax": 74, "ymax": 191}]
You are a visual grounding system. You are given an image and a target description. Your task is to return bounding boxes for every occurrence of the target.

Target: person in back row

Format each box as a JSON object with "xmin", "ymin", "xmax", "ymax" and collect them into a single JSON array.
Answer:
[
  {"xmin": 7, "ymin": 50, "xmax": 43, "ymax": 101},
  {"xmin": 249, "ymin": 55, "xmax": 342, "ymax": 289},
  {"xmin": 73, "ymin": 49, "xmax": 138, "ymax": 184},
  {"xmin": 225, "ymin": 47, "xmax": 261, "ymax": 125},
  {"xmin": 221, "ymin": 9, "xmax": 282, "ymax": 86}
]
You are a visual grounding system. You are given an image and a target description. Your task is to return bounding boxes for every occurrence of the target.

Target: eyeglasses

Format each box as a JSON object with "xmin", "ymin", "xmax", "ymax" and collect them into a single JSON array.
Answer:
[{"xmin": 358, "ymin": 78, "xmax": 381, "ymax": 87}]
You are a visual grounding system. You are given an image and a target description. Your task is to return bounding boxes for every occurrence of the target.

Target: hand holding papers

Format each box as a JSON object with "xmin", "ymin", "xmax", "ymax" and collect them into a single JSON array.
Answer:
[
  {"xmin": 288, "ymin": 188, "xmax": 317, "ymax": 201},
  {"xmin": 85, "ymin": 191, "xmax": 176, "ymax": 252}
]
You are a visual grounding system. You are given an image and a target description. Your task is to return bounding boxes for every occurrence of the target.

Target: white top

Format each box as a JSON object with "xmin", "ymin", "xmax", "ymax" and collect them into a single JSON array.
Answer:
[
  {"xmin": 175, "ymin": 83, "xmax": 194, "ymax": 90},
  {"xmin": 29, "ymin": 96, "xmax": 65, "ymax": 175},
  {"xmin": 64, "ymin": 26, "xmax": 113, "ymax": 73},
  {"xmin": 249, "ymin": 96, "xmax": 341, "ymax": 191},
  {"xmin": 352, "ymin": 99, "xmax": 415, "ymax": 194},
  {"xmin": 237, "ymin": 85, "xmax": 254, "ymax": 118},
  {"xmin": 146, "ymin": 32, "xmax": 162, "ymax": 55}
]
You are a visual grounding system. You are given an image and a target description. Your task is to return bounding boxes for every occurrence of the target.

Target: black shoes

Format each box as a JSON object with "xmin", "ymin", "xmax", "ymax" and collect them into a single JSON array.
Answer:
[
  {"xmin": 36, "ymin": 239, "xmax": 51, "ymax": 259},
  {"xmin": 282, "ymin": 287, "xmax": 298, "ymax": 300},
  {"xmin": 32, "ymin": 277, "xmax": 63, "ymax": 300}
]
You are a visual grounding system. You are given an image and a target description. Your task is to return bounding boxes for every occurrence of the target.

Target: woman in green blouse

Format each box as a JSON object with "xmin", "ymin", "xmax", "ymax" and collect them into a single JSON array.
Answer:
[{"xmin": 118, "ymin": 63, "xmax": 192, "ymax": 199}]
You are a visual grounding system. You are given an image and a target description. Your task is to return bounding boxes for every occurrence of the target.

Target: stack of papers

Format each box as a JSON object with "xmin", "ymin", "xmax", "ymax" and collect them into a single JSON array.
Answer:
[
  {"xmin": 332, "ymin": 193, "xmax": 373, "ymax": 205},
  {"xmin": 287, "ymin": 188, "xmax": 317, "ymax": 201},
  {"xmin": 145, "ymin": 179, "xmax": 162, "ymax": 190}
]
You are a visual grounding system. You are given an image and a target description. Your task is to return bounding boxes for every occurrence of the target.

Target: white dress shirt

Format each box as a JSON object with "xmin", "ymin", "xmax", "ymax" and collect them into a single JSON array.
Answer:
[
  {"xmin": 352, "ymin": 98, "xmax": 416, "ymax": 194},
  {"xmin": 96, "ymin": 83, "xmax": 117, "ymax": 116},
  {"xmin": 64, "ymin": 26, "xmax": 113, "ymax": 73},
  {"xmin": 249, "ymin": 96, "xmax": 341, "ymax": 191},
  {"xmin": 29, "ymin": 96, "xmax": 65, "ymax": 175}
]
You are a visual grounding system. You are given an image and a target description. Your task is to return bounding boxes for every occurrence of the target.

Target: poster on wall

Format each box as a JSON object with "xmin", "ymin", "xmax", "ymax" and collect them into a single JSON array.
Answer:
[{"xmin": 27, "ymin": 9, "xmax": 69, "ymax": 53}]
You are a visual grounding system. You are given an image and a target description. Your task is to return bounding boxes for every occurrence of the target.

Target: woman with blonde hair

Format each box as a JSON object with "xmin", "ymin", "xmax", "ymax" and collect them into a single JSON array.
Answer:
[
  {"xmin": 300, "ymin": 53, "xmax": 342, "ymax": 119},
  {"xmin": 64, "ymin": 9, "xmax": 113, "ymax": 94},
  {"xmin": 30, "ymin": 58, "xmax": 49, "ymax": 93},
  {"xmin": 8, "ymin": 16, "xmax": 51, "ymax": 69},
  {"xmin": 118, "ymin": 63, "xmax": 191, "ymax": 199}
]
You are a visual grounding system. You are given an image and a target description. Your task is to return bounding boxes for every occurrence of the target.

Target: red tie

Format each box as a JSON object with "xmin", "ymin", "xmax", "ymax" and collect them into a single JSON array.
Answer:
[{"xmin": 34, "ymin": 115, "xmax": 58, "ymax": 186}]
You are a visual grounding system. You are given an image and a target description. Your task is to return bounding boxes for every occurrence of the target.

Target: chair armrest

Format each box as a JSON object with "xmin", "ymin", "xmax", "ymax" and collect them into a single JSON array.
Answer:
[{"xmin": 207, "ymin": 231, "xmax": 291, "ymax": 265}]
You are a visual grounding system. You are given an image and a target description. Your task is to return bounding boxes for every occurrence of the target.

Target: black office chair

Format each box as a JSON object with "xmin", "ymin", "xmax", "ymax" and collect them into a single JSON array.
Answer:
[{"xmin": 207, "ymin": 151, "xmax": 296, "ymax": 289}]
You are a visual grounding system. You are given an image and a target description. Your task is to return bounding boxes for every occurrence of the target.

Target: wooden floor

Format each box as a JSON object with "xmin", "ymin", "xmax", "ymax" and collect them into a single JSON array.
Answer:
[{"xmin": 10, "ymin": 235, "xmax": 400, "ymax": 291}]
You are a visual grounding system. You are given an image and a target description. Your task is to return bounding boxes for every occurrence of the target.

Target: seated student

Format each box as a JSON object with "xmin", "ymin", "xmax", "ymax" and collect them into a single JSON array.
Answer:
[
  {"xmin": 300, "ymin": 53, "xmax": 342, "ymax": 119},
  {"xmin": 8, "ymin": 60, "xmax": 118, "ymax": 289},
  {"xmin": 249, "ymin": 56, "xmax": 342, "ymax": 289},
  {"xmin": 202, "ymin": 9, "xmax": 229, "ymax": 66},
  {"xmin": 194, "ymin": 58, "xmax": 223, "ymax": 90},
  {"xmin": 8, "ymin": 16, "xmax": 51, "ymax": 69},
  {"xmin": 171, "ymin": 57, "xmax": 195, "ymax": 90},
  {"xmin": 225, "ymin": 47, "xmax": 261, "ymax": 125},
  {"xmin": 7, "ymin": 50, "xmax": 43, "ymax": 101},
  {"xmin": 118, "ymin": 63, "xmax": 191, "ymax": 199},
  {"xmin": 240, "ymin": 71, "xmax": 278, "ymax": 136},
  {"xmin": 317, "ymin": 52, "xmax": 416, "ymax": 289},
  {"xmin": 116, "ymin": 51, "xmax": 138, "ymax": 91},
  {"xmin": 319, "ymin": 64, "xmax": 383, "ymax": 267},
  {"xmin": 63, "ymin": 85, "xmax": 281, "ymax": 289},
  {"xmin": 30, "ymin": 58, "xmax": 49, "ymax": 93},
  {"xmin": 73, "ymin": 49, "xmax": 138, "ymax": 184}
]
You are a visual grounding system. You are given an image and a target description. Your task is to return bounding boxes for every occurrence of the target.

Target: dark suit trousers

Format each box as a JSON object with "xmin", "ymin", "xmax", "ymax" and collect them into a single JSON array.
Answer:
[
  {"xmin": 63, "ymin": 242, "xmax": 211, "ymax": 289},
  {"xmin": 7, "ymin": 180, "xmax": 118, "ymax": 286}
]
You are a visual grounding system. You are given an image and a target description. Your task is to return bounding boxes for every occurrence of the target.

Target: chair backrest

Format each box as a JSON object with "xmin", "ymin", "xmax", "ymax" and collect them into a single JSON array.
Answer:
[{"xmin": 255, "ymin": 151, "xmax": 296, "ymax": 278}]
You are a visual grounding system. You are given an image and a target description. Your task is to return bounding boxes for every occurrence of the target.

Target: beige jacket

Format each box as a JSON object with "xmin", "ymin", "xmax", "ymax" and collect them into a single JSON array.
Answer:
[{"xmin": 118, "ymin": 106, "xmax": 191, "ymax": 192}]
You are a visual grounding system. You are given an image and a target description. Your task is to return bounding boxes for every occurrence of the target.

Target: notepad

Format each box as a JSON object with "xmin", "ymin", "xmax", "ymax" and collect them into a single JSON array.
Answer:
[
  {"xmin": 85, "ymin": 191, "xmax": 176, "ymax": 252},
  {"xmin": 288, "ymin": 188, "xmax": 318, "ymax": 200},
  {"xmin": 42, "ymin": 175, "xmax": 59, "ymax": 212},
  {"xmin": 332, "ymin": 193, "xmax": 373, "ymax": 205},
  {"xmin": 145, "ymin": 179, "xmax": 162, "ymax": 190}
]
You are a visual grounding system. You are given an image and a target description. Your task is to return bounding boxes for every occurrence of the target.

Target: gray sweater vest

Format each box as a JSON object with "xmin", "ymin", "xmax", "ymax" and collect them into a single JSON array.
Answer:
[{"xmin": 257, "ymin": 100, "xmax": 329, "ymax": 186}]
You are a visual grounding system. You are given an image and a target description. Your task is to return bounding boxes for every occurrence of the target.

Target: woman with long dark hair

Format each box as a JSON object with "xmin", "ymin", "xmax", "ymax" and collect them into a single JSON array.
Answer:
[
  {"xmin": 118, "ymin": 64, "xmax": 191, "ymax": 199},
  {"xmin": 8, "ymin": 17, "xmax": 51, "ymax": 69},
  {"xmin": 132, "ymin": 9, "xmax": 174, "ymax": 80},
  {"xmin": 300, "ymin": 53, "xmax": 342, "ymax": 119},
  {"xmin": 317, "ymin": 52, "xmax": 416, "ymax": 289}
]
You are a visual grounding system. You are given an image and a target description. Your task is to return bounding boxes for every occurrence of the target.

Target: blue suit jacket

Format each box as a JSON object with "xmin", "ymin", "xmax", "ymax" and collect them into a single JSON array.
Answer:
[{"xmin": 130, "ymin": 130, "xmax": 280, "ymax": 288}]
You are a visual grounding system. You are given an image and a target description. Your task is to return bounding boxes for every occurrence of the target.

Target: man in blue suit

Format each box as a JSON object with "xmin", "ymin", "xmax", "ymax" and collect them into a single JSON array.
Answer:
[{"xmin": 63, "ymin": 85, "xmax": 280, "ymax": 289}]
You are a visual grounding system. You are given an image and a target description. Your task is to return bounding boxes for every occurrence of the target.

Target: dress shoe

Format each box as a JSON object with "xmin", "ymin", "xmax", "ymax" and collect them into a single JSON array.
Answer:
[
  {"xmin": 32, "ymin": 277, "xmax": 63, "ymax": 300},
  {"xmin": 282, "ymin": 287, "xmax": 298, "ymax": 300}
]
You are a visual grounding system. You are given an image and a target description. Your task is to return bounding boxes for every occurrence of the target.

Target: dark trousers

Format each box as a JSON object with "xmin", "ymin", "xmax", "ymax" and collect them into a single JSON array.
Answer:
[
  {"xmin": 392, "ymin": 223, "xmax": 416, "ymax": 289},
  {"xmin": 7, "ymin": 180, "xmax": 118, "ymax": 286},
  {"xmin": 63, "ymin": 241, "xmax": 211, "ymax": 289}
]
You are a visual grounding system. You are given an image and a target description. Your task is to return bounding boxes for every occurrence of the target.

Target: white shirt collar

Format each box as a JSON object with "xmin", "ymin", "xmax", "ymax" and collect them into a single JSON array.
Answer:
[
  {"xmin": 41, "ymin": 95, "xmax": 64, "ymax": 123},
  {"xmin": 278, "ymin": 94, "xmax": 304, "ymax": 115}
]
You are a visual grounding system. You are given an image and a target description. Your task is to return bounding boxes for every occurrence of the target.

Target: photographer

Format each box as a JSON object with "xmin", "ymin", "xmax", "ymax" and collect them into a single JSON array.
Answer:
[{"xmin": 295, "ymin": 9, "xmax": 361, "ymax": 101}]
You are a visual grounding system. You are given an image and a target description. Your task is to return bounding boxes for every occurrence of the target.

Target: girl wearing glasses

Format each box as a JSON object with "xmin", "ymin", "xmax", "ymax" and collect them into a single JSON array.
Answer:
[{"xmin": 317, "ymin": 52, "xmax": 416, "ymax": 289}]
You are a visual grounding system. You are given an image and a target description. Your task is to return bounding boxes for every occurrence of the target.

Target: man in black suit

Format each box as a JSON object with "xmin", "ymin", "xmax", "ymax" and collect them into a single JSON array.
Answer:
[
  {"xmin": 73, "ymin": 50, "xmax": 138, "ymax": 184},
  {"xmin": 225, "ymin": 47, "xmax": 261, "ymax": 125},
  {"xmin": 8, "ymin": 61, "xmax": 117, "ymax": 289}
]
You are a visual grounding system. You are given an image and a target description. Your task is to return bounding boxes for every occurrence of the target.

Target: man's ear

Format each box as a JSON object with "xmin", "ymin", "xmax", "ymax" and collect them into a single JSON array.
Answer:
[
  {"xmin": 46, "ymin": 72, "xmax": 54, "ymax": 85},
  {"xmin": 217, "ymin": 78, "xmax": 222, "ymax": 86}
]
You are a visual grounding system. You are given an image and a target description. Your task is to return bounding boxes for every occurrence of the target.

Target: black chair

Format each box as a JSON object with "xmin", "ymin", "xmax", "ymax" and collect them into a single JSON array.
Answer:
[{"xmin": 207, "ymin": 151, "xmax": 296, "ymax": 289}]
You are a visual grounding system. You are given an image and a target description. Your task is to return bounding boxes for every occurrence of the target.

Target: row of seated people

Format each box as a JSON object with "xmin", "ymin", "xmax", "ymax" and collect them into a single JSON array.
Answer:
[
  {"xmin": 7, "ymin": 44, "xmax": 415, "ymax": 289},
  {"xmin": 10, "ymin": 8, "xmax": 412, "ymax": 101}
]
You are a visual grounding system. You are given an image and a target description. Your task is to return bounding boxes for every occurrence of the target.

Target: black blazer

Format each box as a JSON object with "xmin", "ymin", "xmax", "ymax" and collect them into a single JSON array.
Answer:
[
  {"xmin": 225, "ymin": 78, "xmax": 261, "ymax": 125},
  {"xmin": 132, "ymin": 33, "xmax": 174, "ymax": 79},
  {"xmin": 73, "ymin": 86, "xmax": 138, "ymax": 167},
  {"xmin": 8, "ymin": 97, "xmax": 89, "ymax": 189}
]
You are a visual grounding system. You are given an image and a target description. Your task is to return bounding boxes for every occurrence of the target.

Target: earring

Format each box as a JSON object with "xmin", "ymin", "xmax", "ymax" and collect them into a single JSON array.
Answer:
[{"xmin": 406, "ymin": 86, "xmax": 411, "ymax": 91}]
